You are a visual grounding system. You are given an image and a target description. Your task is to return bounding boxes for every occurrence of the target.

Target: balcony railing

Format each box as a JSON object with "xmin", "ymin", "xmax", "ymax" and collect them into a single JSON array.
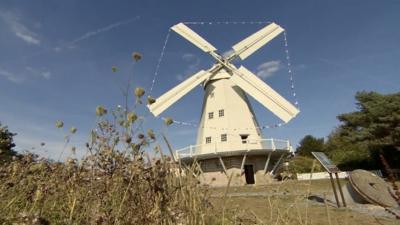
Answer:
[{"xmin": 175, "ymin": 138, "xmax": 292, "ymax": 159}]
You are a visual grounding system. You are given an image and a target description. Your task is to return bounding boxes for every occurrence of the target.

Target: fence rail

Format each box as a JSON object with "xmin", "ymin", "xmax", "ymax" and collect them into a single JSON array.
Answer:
[{"xmin": 175, "ymin": 138, "xmax": 292, "ymax": 159}]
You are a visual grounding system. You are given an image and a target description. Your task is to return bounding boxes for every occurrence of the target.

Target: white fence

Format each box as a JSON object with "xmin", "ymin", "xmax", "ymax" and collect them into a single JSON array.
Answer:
[{"xmin": 296, "ymin": 170, "xmax": 383, "ymax": 180}]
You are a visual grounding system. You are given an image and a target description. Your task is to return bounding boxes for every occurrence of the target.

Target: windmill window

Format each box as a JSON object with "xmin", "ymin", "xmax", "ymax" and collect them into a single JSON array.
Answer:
[
  {"xmin": 240, "ymin": 134, "xmax": 249, "ymax": 144},
  {"xmin": 221, "ymin": 134, "xmax": 227, "ymax": 142},
  {"xmin": 208, "ymin": 112, "xmax": 214, "ymax": 119},
  {"xmin": 219, "ymin": 109, "xmax": 224, "ymax": 117},
  {"xmin": 205, "ymin": 137, "xmax": 212, "ymax": 144}
]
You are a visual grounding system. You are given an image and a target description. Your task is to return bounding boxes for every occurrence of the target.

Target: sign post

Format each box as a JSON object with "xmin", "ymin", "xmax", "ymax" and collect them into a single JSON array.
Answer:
[{"xmin": 311, "ymin": 152, "xmax": 346, "ymax": 207}]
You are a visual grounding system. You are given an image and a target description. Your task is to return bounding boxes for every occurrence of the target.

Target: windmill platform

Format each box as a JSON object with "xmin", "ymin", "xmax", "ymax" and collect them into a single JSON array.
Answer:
[{"xmin": 175, "ymin": 138, "xmax": 293, "ymax": 186}]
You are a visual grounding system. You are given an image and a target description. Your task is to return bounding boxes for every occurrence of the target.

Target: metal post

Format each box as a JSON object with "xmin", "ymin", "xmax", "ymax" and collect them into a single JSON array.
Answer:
[
  {"xmin": 271, "ymin": 138, "xmax": 276, "ymax": 150},
  {"xmin": 329, "ymin": 173, "xmax": 341, "ymax": 207},
  {"xmin": 335, "ymin": 172, "xmax": 346, "ymax": 207},
  {"xmin": 263, "ymin": 152, "xmax": 272, "ymax": 174}
]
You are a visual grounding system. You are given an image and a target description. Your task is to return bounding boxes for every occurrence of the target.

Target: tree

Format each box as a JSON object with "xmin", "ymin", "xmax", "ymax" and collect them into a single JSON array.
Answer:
[
  {"xmin": 337, "ymin": 91, "xmax": 400, "ymax": 147},
  {"xmin": 324, "ymin": 128, "xmax": 373, "ymax": 170},
  {"xmin": 325, "ymin": 91, "xmax": 400, "ymax": 169},
  {"xmin": 0, "ymin": 122, "xmax": 17, "ymax": 165},
  {"xmin": 296, "ymin": 135, "xmax": 324, "ymax": 157}
]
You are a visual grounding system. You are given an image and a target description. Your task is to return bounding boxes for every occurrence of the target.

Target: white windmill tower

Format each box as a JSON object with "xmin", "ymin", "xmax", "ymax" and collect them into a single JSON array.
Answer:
[{"xmin": 149, "ymin": 22, "xmax": 299, "ymax": 186}]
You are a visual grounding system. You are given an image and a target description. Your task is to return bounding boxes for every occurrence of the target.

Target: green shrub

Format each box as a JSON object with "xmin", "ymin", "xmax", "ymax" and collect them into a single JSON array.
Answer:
[{"xmin": 287, "ymin": 156, "xmax": 322, "ymax": 174}]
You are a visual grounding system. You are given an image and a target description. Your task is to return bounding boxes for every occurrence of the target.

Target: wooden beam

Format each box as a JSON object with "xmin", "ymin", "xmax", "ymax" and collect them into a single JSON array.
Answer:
[
  {"xmin": 240, "ymin": 153, "xmax": 247, "ymax": 174},
  {"xmin": 270, "ymin": 154, "xmax": 284, "ymax": 175},
  {"xmin": 195, "ymin": 160, "xmax": 204, "ymax": 175},
  {"xmin": 218, "ymin": 156, "xmax": 228, "ymax": 176},
  {"xmin": 263, "ymin": 152, "xmax": 272, "ymax": 174}
]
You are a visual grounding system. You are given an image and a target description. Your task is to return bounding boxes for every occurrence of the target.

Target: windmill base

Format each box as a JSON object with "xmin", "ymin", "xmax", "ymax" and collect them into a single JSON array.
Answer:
[{"xmin": 181, "ymin": 152, "xmax": 288, "ymax": 187}]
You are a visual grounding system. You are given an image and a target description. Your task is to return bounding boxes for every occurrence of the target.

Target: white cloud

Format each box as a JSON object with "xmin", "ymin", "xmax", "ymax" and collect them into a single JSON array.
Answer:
[
  {"xmin": 0, "ymin": 11, "xmax": 41, "ymax": 45},
  {"xmin": 176, "ymin": 74, "xmax": 185, "ymax": 81},
  {"xmin": 222, "ymin": 49, "xmax": 235, "ymax": 58},
  {"xmin": 15, "ymin": 31, "xmax": 40, "ymax": 45},
  {"xmin": 41, "ymin": 71, "xmax": 52, "ymax": 79},
  {"xmin": 0, "ymin": 67, "xmax": 24, "ymax": 83},
  {"xmin": 256, "ymin": 60, "xmax": 281, "ymax": 78},
  {"xmin": 182, "ymin": 53, "xmax": 196, "ymax": 61}
]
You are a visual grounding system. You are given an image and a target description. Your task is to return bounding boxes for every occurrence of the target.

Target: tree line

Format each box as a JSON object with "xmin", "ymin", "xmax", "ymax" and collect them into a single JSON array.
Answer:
[{"xmin": 295, "ymin": 91, "xmax": 400, "ymax": 171}]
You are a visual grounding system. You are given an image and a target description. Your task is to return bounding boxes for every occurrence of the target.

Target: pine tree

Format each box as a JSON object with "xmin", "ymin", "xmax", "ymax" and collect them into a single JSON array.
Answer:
[{"xmin": 0, "ymin": 122, "xmax": 17, "ymax": 165}]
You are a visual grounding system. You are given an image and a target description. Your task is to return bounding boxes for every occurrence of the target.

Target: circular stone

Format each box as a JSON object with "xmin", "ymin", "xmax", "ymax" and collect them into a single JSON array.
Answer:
[{"xmin": 349, "ymin": 169, "xmax": 398, "ymax": 208}]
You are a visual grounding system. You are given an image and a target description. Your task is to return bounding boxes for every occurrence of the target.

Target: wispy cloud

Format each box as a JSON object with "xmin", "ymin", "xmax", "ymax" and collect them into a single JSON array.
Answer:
[
  {"xmin": 0, "ymin": 11, "xmax": 40, "ymax": 45},
  {"xmin": 55, "ymin": 16, "xmax": 140, "ymax": 51},
  {"xmin": 171, "ymin": 128, "xmax": 196, "ymax": 136},
  {"xmin": 0, "ymin": 66, "xmax": 52, "ymax": 84},
  {"xmin": 26, "ymin": 67, "xmax": 52, "ymax": 80},
  {"xmin": 256, "ymin": 60, "xmax": 281, "ymax": 78},
  {"xmin": 176, "ymin": 53, "xmax": 201, "ymax": 81},
  {"xmin": 0, "ymin": 67, "xmax": 24, "ymax": 83}
]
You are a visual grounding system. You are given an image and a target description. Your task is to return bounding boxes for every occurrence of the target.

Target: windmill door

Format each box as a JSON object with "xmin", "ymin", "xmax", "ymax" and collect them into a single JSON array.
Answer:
[{"xmin": 244, "ymin": 165, "xmax": 255, "ymax": 184}]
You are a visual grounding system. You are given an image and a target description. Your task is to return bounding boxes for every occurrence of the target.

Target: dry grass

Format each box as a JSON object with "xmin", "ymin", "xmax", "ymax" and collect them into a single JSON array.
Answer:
[
  {"xmin": 0, "ymin": 137, "xmax": 212, "ymax": 224},
  {"xmin": 0, "ymin": 95, "xmax": 215, "ymax": 224},
  {"xmin": 209, "ymin": 179, "xmax": 399, "ymax": 225}
]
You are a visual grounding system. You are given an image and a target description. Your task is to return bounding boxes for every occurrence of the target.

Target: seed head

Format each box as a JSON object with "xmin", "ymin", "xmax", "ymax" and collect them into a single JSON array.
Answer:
[
  {"xmin": 71, "ymin": 146, "xmax": 76, "ymax": 154},
  {"xmin": 70, "ymin": 127, "xmax": 77, "ymax": 134},
  {"xmin": 134, "ymin": 87, "xmax": 145, "ymax": 98},
  {"xmin": 147, "ymin": 96, "xmax": 156, "ymax": 105},
  {"xmin": 125, "ymin": 135, "xmax": 132, "ymax": 143},
  {"xmin": 132, "ymin": 52, "xmax": 142, "ymax": 61},
  {"xmin": 127, "ymin": 112, "xmax": 138, "ymax": 123},
  {"xmin": 164, "ymin": 117, "xmax": 173, "ymax": 126},
  {"xmin": 147, "ymin": 129, "xmax": 156, "ymax": 140},
  {"xmin": 96, "ymin": 106, "xmax": 107, "ymax": 116},
  {"xmin": 55, "ymin": 120, "xmax": 64, "ymax": 128}
]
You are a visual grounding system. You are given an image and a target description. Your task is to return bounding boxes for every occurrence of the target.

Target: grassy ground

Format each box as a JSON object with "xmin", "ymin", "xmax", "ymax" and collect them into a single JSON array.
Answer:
[{"xmin": 209, "ymin": 179, "xmax": 399, "ymax": 225}]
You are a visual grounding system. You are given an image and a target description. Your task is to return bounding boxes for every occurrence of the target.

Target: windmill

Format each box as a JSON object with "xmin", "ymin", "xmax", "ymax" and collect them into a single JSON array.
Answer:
[{"xmin": 149, "ymin": 22, "xmax": 300, "ymax": 186}]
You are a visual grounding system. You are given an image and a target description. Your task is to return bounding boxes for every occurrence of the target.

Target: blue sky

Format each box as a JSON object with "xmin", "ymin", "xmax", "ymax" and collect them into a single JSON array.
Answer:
[{"xmin": 0, "ymin": 0, "xmax": 399, "ymax": 159}]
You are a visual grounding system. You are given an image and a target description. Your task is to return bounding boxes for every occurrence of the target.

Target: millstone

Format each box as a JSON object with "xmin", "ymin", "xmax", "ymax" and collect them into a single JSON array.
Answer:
[{"xmin": 349, "ymin": 169, "xmax": 398, "ymax": 208}]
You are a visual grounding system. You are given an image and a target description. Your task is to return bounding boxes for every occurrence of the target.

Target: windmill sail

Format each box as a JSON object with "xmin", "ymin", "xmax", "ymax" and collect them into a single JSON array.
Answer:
[
  {"xmin": 232, "ymin": 23, "xmax": 284, "ymax": 60},
  {"xmin": 148, "ymin": 70, "xmax": 211, "ymax": 116},
  {"xmin": 230, "ymin": 66, "xmax": 299, "ymax": 123},
  {"xmin": 171, "ymin": 23, "xmax": 217, "ymax": 53}
]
